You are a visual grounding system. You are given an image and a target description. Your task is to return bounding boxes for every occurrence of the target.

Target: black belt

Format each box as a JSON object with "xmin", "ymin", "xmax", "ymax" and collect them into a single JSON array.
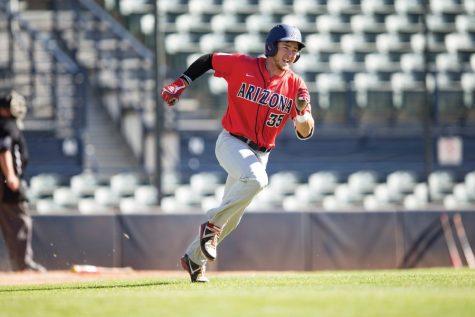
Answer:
[{"xmin": 230, "ymin": 133, "xmax": 272, "ymax": 153}]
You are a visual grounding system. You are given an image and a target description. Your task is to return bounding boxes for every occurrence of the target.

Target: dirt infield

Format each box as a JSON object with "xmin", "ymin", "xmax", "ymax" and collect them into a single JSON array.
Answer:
[{"xmin": 0, "ymin": 270, "xmax": 185, "ymax": 286}]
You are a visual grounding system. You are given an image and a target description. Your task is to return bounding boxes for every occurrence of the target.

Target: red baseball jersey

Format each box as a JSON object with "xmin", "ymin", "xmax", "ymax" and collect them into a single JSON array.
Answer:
[{"xmin": 212, "ymin": 53, "xmax": 312, "ymax": 150}]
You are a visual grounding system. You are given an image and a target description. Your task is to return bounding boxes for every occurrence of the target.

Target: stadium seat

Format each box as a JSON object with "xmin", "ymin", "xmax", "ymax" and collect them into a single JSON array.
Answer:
[
  {"xmin": 268, "ymin": 171, "xmax": 301, "ymax": 195},
  {"xmin": 119, "ymin": 196, "xmax": 159, "ymax": 214},
  {"xmin": 52, "ymin": 187, "xmax": 79, "ymax": 210},
  {"xmin": 464, "ymin": 0, "xmax": 475, "ymax": 15},
  {"xmin": 391, "ymin": 72, "xmax": 427, "ymax": 123},
  {"xmin": 334, "ymin": 183, "xmax": 365, "ymax": 204},
  {"xmin": 455, "ymin": 14, "xmax": 475, "ymax": 37},
  {"xmin": 174, "ymin": 184, "xmax": 203, "ymax": 206},
  {"xmin": 78, "ymin": 198, "xmax": 115, "ymax": 215},
  {"xmin": 322, "ymin": 194, "xmax": 359, "ymax": 211},
  {"xmin": 308, "ymin": 171, "xmax": 340, "ymax": 195},
  {"xmin": 293, "ymin": 184, "xmax": 326, "ymax": 204},
  {"xmin": 259, "ymin": 0, "xmax": 293, "ymax": 15},
  {"xmin": 316, "ymin": 14, "xmax": 352, "ymax": 42},
  {"xmin": 445, "ymin": 32, "xmax": 475, "ymax": 64},
  {"xmin": 452, "ymin": 182, "xmax": 475, "ymax": 203},
  {"xmin": 434, "ymin": 73, "xmax": 466, "ymax": 124},
  {"xmin": 234, "ymin": 32, "xmax": 264, "ymax": 55},
  {"xmin": 354, "ymin": 72, "xmax": 395, "ymax": 124},
  {"xmin": 436, "ymin": 53, "xmax": 463, "ymax": 81},
  {"xmin": 350, "ymin": 14, "xmax": 387, "ymax": 42},
  {"xmin": 363, "ymin": 194, "xmax": 398, "ymax": 211},
  {"xmin": 347, "ymin": 170, "xmax": 379, "ymax": 195},
  {"xmin": 252, "ymin": 186, "xmax": 286, "ymax": 209},
  {"xmin": 403, "ymin": 193, "xmax": 428, "ymax": 210},
  {"xmin": 292, "ymin": 53, "xmax": 329, "ymax": 81},
  {"xmin": 373, "ymin": 183, "xmax": 404, "ymax": 204},
  {"xmin": 139, "ymin": 13, "xmax": 154, "ymax": 35},
  {"xmin": 341, "ymin": 33, "xmax": 376, "ymax": 63},
  {"xmin": 305, "ymin": 33, "xmax": 342, "ymax": 64},
  {"xmin": 29, "ymin": 173, "xmax": 61, "ymax": 198},
  {"xmin": 245, "ymin": 13, "xmax": 276, "ymax": 35},
  {"xmin": 461, "ymin": 73, "xmax": 475, "ymax": 120},
  {"xmin": 426, "ymin": 14, "xmax": 455, "ymax": 45},
  {"xmin": 175, "ymin": 14, "xmax": 211, "ymax": 34},
  {"xmin": 160, "ymin": 196, "xmax": 197, "ymax": 213},
  {"xmin": 400, "ymin": 53, "xmax": 426, "ymax": 81},
  {"xmin": 70, "ymin": 172, "xmax": 99, "ymax": 197},
  {"xmin": 376, "ymin": 33, "xmax": 411, "ymax": 62},
  {"xmin": 34, "ymin": 199, "xmax": 67, "ymax": 215},
  {"xmin": 94, "ymin": 186, "xmax": 121, "ymax": 207},
  {"xmin": 394, "ymin": 0, "xmax": 424, "ymax": 16},
  {"xmin": 443, "ymin": 194, "xmax": 475, "ymax": 210},
  {"xmin": 282, "ymin": 14, "xmax": 316, "ymax": 35},
  {"xmin": 429, "ymin": 0, "xmax": 464, "ymax": 21},
  {"xmin": 210, "ymin": 13, "xmax": 247, "ymax": 39},
  {"xmin": 165, "ymin": 32, "xmax": 199, "ymax": 54},
  {"xmin": 329, "ymin": 53, "xmax": 364, "ymax": 82},
  {"xmin": 110, "ymin": 172, "xmax": 141, "ymax": 197},
  {"xmin": 158, "ymin": 0, "xmax": 188, "ymax": 15},
  {"xmin": 190, "ymin": 171, "xmax": 223, "ymax": 195},
  {"xmin": 162, "ymin": 172, "xmax": 183, "ymax": 196},
  {"xmin": 188, "ymin": 0, "xmax": 222, "ymax": 15},
  {"xmin": 327, "ymin": 0, "xmax": 361, "ymax": 19},
  {"xmin": 292, "ymin": 0, "xmax": 327, "ymax": 17},
  {"xmin": 282, "ymin": 195, "xmax": 317, "ymax": 212},
  {"xmin": 386, "ymin": 170, "xmax": 418, "ymax": 194},
  {"xmin": 208, "ymin": 76, "xmax": 228, "ymax": 96},
  {"xmin": 365, "ymin": 53, "xmax": 400, "ymax": 81},
  {"xmin": 428, "ymin": 170, "xmax": 455, "ymax": 201},
  {"xmin": 385, "ymin": 14, "xmax": 423, "ymax": 42},
  {"xmin": 199, "ymin": 33, "xmax": 232, "ymax": 53},
  {"xmin": 315, "ymin": 73, "xmax": 350, "ymax": 123},
  {"xmin": 361, "ymin": 0, "xmax": 396, "ymax": 20},
  {"xmin": 464, "ymin": 171, "xmax": 475, "ymax": 196},
  {"xmin": 223, "ymin": 0, "xmax": 260, "ymax": 15},
  {"xmin": 413, "ymin": 182, "xmax": 429, "ymax": 202}
]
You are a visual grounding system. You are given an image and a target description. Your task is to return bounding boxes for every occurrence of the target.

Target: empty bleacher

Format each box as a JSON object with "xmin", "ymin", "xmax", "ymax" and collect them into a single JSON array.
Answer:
[{"xmin": 2, "ymin": 0, "xmax": 475, "ymax": 214}]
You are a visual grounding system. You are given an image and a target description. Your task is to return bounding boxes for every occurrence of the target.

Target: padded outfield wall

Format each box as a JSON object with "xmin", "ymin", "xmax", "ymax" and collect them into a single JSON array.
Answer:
[{"xmin": 0, "ymin": 211, "xmax": 474, "ymax": 271}]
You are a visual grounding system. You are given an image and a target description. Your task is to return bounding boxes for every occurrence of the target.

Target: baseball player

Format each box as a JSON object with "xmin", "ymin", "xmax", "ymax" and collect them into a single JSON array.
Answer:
[{"xmin": 161, "ymin": 24, "xmax": 314, "ymax": 282}]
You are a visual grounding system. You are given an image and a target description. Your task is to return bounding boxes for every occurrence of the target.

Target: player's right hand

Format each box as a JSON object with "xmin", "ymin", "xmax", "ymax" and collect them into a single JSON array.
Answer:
[
  {"xmin": 295, "ymin": 89, "xmax": 310, "ymax": 115},
  {"xmin": 161, "ymin": 78, "xmax": 188, "ymax": 106}
]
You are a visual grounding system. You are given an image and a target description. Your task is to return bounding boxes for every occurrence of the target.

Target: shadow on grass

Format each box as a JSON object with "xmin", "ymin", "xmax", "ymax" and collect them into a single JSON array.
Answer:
[{"xmin": 0, "ymin": 280, "xmax": 177, "ymax": 293}]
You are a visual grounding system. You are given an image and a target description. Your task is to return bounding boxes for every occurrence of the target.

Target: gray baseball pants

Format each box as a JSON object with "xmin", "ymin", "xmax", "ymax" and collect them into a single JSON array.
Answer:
[{"xmin": 185, "ymin": 130, "xmax": 269, "ymax": 266}]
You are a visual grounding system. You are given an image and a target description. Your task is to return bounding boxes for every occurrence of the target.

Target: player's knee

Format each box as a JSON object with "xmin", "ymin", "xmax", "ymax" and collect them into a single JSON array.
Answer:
[{"xmin": 241, "ymin": 172, "xmax": 268, "ymax": 192}]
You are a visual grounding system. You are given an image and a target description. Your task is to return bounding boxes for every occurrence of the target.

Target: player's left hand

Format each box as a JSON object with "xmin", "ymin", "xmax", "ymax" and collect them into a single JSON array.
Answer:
[
  {"xmin": 161, "ymin": 78, "xmax": 188, "ymax": 106},
  {"xmin": 295, "ymin": 89, "xmax": 310, "ymax": 115}
]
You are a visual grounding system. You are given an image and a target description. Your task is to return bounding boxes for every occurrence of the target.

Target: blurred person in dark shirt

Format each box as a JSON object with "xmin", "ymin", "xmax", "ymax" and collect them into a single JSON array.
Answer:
[{"xmin": 0, "ymin": 90, "xmax": 45, "ymax": 272}]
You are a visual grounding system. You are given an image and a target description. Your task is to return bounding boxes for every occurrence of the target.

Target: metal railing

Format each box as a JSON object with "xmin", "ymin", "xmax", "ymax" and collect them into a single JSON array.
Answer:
[
  {"xmin": 0, "ymin": 0, "xmax": 88, "ymax": 138},
  {"xmin": 50, "ymin": 0, "xmax": 156, "ymax": 166}
]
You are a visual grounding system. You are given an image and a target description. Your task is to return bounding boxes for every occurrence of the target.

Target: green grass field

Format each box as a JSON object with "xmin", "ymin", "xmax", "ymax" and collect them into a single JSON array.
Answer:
[{"xmin": 0, "ymin": 268, "xmax": 474, "ymax": 317}]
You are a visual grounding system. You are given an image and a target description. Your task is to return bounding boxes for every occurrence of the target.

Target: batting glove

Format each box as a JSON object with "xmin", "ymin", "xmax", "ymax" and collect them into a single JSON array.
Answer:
[
  {"xmin": 161, "ymin": 77, "xmax": 188, "ymax": 106},
  {"xmin": 295, "ymin": 89, "xmax": 310, "ymax": 115}
]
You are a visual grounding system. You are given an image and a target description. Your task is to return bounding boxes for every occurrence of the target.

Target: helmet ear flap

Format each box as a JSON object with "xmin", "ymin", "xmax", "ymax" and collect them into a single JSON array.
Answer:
[
  {"xmin": 294, "ymin": 52, "xmax": 300, "ymax": 63},
  {"xmin": 265, "ymin": 42, "xmax": 278, "ymax": 57}
]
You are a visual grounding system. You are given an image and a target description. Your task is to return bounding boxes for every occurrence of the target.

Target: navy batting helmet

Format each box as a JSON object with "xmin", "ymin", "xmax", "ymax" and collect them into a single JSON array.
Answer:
[{"xmin": 265, "ymin": 24, "xmax": 305, "ymax": 62}]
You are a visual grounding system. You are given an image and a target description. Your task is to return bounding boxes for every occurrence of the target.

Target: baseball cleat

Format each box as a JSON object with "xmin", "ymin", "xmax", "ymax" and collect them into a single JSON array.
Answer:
[
  {"xmin": 180, "ymin": 254, "xmax": 209, "ymax": 283},
  {"xmin": 199, "ymin": 222, "xmax": 222, "ymax": 261}
]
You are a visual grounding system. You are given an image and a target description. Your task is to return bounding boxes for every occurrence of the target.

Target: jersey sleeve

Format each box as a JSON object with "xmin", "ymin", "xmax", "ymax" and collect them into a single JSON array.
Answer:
[
  {"xmin": 0, "ymin": 125, "xmax": 12, "ymax": 152},
  {"xmin": 212, "ymin": 53, "xmax": 244, "ymax": 79}
]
